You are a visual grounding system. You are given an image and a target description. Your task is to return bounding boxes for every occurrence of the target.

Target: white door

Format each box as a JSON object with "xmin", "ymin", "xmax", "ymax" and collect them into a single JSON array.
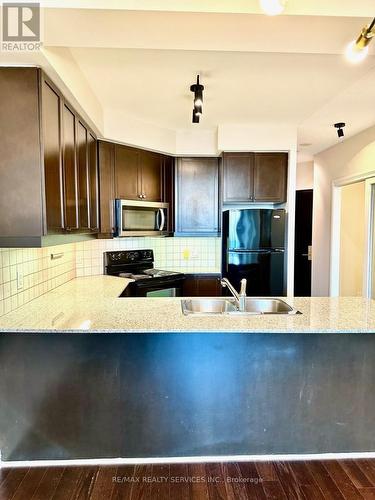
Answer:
[{"xmin": 364, "ymin": 177, "xmax": 375, "ymax": 298}]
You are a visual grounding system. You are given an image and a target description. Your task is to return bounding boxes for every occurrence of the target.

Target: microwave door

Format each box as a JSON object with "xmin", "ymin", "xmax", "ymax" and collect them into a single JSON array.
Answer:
[{"xmin": 116, "ymin": 200, "xmax": 169, "ymax": 237}]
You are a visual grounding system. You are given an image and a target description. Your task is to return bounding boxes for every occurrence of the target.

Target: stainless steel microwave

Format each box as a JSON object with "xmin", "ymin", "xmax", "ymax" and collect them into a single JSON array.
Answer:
[{"xmin": 115, "ymin": 200, "xmax": 169, "ymax": 237}]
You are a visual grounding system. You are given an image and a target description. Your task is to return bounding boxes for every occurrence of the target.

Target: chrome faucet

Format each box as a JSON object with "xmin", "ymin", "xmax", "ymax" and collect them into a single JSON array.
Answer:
[{"xmin": 220, "ymin": 278, "xmax": 247, "ymax": 312}]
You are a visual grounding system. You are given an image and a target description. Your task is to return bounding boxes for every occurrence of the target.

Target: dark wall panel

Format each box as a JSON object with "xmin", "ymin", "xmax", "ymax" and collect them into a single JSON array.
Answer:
[{"xmin": 1, "ymin": 333, "xmax": 375, "ymax": 461}]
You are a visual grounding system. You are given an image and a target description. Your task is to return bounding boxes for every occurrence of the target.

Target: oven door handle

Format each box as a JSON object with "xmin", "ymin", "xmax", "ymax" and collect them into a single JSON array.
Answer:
[{"xmin": 157, "ymin": 208, "xmax": 165, "ymax": 231}]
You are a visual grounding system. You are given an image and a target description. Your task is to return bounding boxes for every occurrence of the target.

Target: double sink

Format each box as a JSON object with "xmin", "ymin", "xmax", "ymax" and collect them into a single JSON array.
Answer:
[{"xmin": 181, "ymin": 297, "xmax": 301, "ymax": 316}]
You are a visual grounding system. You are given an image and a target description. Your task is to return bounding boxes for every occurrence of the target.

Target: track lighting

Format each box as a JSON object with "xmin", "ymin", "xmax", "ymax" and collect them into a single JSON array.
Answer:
[
  {"xmin": 190, "ymin": 75, "xmax": 204, "ymax": 123},
  {"xmin": 345, "ymin": 18, "xmax": 375, "ymax": 63},
  {"xmin": 334, "ymin": 122, "xmax": 346, "ymax": 139},
  {"xmin": 192, "ymin": 109, "xmax": 200, "ymax": 123},
  {"xmin": 259, "ymin": 0, "xmax": 287, "ymax": 16}
]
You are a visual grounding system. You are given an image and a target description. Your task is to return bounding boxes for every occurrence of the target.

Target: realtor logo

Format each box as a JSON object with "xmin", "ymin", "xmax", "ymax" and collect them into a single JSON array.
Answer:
[{"xmin": 1, "ymin": 2, "xmax": 41, "ymax": 50}]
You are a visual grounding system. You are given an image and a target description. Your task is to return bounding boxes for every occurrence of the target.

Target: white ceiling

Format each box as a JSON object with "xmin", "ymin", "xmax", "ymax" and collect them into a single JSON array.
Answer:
[
  {"xmin": 7, "ymin": 2, "xmax": 375, "ymax": 155},
  {"xmin": 70, "ymin": 47, "xmax": 375, "ymax": 139}
]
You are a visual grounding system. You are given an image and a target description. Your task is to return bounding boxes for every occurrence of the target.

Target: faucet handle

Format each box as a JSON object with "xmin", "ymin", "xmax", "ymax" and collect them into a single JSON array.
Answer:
[{"xmin": 239, "ymin": 279, "xmax": 247, "ymax": 296}]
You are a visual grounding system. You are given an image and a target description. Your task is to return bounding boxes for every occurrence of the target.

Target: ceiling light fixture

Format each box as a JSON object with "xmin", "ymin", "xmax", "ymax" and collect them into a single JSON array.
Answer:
[
  {"xmin": 334, "ymin": 122, "xmax": 346, "ymax": 138},
  {"xmin": 259, "ymin": 0, "xmax": 287, "ymax": 16},
  {"xmin": 190, "ymin": 75, "xmax": 204, "ymax": 124},
  {"xmin": 345, "ymin": 17, "xmax": 375, "ymax": 63}
]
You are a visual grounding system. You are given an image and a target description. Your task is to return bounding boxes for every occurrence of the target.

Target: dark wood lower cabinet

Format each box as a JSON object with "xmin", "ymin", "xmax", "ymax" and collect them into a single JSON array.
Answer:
[{"xmin": 182, "ymin": 274, "xmax": 222, "ymax": 297}]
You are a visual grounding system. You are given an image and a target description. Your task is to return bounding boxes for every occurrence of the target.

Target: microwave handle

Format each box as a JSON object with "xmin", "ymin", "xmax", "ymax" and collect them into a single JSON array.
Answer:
[{"xmin": 157, "ymin": 208, "xmax": 165, "ymax": 231}]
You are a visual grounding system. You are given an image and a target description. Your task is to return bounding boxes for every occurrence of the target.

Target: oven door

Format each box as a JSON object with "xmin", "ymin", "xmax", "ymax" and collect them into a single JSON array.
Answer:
[{"xmin": 115, "ymin": 200, "xmax": 169, "ymax": 237}]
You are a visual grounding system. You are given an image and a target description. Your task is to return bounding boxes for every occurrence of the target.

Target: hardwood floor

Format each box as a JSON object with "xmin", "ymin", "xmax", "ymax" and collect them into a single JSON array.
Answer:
[{"xmin": 1, "ymin": 460, "xmax": 375, "ymax": 499}]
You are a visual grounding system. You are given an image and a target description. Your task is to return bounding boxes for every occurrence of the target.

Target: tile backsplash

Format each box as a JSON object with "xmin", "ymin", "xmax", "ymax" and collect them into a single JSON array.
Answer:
[
  {"xmin": 76, "ymin": 237, "xmax": 222, "ymax": 277},
  {"xmin": 0, "ymin": 244, "xmax": 76, "ymax": 318},
  {"xmin": 0, "ymin": 237, "xmax": 221, "ymax": 317}
]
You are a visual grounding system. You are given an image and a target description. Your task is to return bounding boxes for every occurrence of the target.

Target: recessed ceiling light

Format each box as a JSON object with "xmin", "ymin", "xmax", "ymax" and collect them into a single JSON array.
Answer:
[
  {"xmin": 299, "ymin": 143, "xmax": 312, "ymax": 147},
  {"xmin": 259, "ymin": 0, "xmax": 287, "ymax": 16}
]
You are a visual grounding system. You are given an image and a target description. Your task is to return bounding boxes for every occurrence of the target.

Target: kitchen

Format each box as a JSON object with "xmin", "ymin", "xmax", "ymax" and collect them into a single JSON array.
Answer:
[{"xmin": 1, "ymin": 1, "xmax": 375, "ymax": 498}]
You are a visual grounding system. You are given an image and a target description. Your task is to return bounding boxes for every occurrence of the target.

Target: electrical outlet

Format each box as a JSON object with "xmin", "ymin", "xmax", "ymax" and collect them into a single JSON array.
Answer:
[
  {"xmin": 17, "ymin": 271, "xmax": 24, "ymax": 290},
  {"xmin": 191, "ymin": 249, "xmax": 200, "ymax": 260}
]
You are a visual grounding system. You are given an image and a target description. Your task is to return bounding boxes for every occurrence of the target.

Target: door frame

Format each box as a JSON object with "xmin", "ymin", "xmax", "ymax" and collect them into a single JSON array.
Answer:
[{"xmin": 330, "ymin": 169, "xmax": 375, "ymax": 297}]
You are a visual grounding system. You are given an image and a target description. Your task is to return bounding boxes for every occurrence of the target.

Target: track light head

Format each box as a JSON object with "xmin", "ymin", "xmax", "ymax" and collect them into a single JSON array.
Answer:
[
  {"xmin": 345, "ymin": 18, "xmax": 375, "ymax": 63},
  {"xmin": 190, "ymin": 75, "xmax": 204, "ymax": 123},
  {"xmin": 334, "ymin": 122, "xmax": 346, "ymax": 138}
]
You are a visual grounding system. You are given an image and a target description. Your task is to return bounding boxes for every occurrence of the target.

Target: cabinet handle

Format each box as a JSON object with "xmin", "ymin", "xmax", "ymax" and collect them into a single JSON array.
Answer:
[
  {"xmin": 143, "ymin": 193, "xmax": 146, "ymax": 199},
  {"xmin": 138, "ymin": 194, "xmax": 142, "ymax": 199}
]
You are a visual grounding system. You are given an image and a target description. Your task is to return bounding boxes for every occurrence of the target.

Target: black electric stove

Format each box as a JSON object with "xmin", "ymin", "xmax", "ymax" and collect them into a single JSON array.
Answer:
[{"xmin": 104, "ymin": 249, "xmax": 186, "ymax": 297}]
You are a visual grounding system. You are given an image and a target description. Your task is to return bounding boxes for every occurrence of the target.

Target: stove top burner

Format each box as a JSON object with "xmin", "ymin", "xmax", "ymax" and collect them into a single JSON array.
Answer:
[
  {"xmin": 104, "ymin": 249, "xmax": 185, "ymax": 285},
  {"xmin": 119, "ymin": 273, "xmax": 152, "ymax": 280},
  {"xmin": 143, "ymin": 268, "xmax": 180, "ymax": 278}
]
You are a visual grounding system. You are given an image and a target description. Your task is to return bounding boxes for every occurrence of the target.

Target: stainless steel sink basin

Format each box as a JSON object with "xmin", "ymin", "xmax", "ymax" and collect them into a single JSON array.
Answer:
[
  {"xmin": 181, "ymin": 298, "xmax": 237, "ymax": 315},
  {"xmin": 181, "ymin": 297, "xmax": 301, "ymax": 316},
  {"xmin": 238, "ymin": 298, "xmax": 299, "ymax": 314}
]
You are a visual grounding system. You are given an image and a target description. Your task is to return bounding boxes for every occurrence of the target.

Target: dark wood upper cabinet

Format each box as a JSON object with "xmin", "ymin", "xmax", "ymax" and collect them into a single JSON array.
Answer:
[
  {"xmin": 62, "ymin": 104, "xmax": 79, "ymax": 230},
  {"xmin": 0, "ymin": 67, "xmax": 98, "ymax": 247},
  {"xmin": 98, "ymin": 141, "xmax": 115, "ymax": 237},
  {"xmin": 114, "ymin": 144, "xmax": 163, "ymax": 202},
  {"xmin": 41, "ymin": 79, "xmax": 64, "ymax": 233},
  {"xmin": 98, "ymin": 142, "xmax": 173, "ymax": 237},
  {"xmin": 163, "ymin": 155, "xmax": 175, "ymax": 233},
  {"xmin": 223, "ymin": 152, "xmax": 287, "ymax": 204},
  {"xmin": 140, "ymin": 150, "xmax": 162, "ymax": 202},
  {"xmin": 176, "ymin": 157, "xmax": 220, "ymax": 236},
  {"xmin": 223, "ymin": 152, "xmax": 254, "ymax": 203},
  {"xmin": 253, "ymin": 153, "xmax": 288, "ymax": 202},
  {"xmin": 115, "ymin": 144, "xmax": 139, "ymax": 200},
  {"xmin": 88, "ymin": 132, "xmax": 99, "ymax": 231},
  {"xmin": 77, "ymin": 121, "xmax": 90, "ymax": 230}
]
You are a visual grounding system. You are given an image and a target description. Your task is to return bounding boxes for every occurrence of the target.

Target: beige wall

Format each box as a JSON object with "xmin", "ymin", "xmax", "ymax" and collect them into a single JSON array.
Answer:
[
  {"xmin": 339, "ymin": 182, "xmax": 365, "ymax": 296},
  {"xmin": 296, "ymin": 161, "xmax": 314, "ymax": 190},
  {"xmin": 312, "ymin": 125, "xmax": 375, "ymax": 296}
]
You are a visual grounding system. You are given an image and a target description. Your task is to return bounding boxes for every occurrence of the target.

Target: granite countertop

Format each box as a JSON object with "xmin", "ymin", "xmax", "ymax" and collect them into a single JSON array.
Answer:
[{"xmin": 0, "ymin": 276, "xmax": 375, "ymax": 333}]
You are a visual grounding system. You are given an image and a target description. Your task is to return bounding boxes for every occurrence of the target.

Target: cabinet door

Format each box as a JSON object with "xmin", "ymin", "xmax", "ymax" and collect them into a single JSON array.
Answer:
[
  {"xmin": 62, "ymin": 104, "xmax": 78, "ymax": 230},
  {"xmin": 77, "ymin": 121, "xmax": 89, "ymax": 230},
  {"xmin": 183, "ymin": 275, "xmax": 222, "ymax": 296},
  {"xmin": 140, "ymin": 150, "xmax": 162, "ymax": 202},
  {"xmin": 223, "ymin": 153, "xmax": 254, "ymax": 203},
  {"xmin": 88, "ymin": 133, "xmax": 99, "ymax": 231},
  {"xmin": 163, "ymin": 155, "xmax": 174, "ymax": 232},
  {"xmin": 42, "ymin": 80, "xmax": 65, "ymax": 233},
  {"xmin": 253, "ymin": 153, "xmax": 288, "ymax": 202},
  {"xmin": 176, "ymin": 158, "xmax": 219, "ymax": 235},
  {"xmin": 98, "ymin": 141, "xmax": 115, "ymax": 236},
  {"xmin": 115, "ymin": 144, "xmax": 140, "ymax": 200}
]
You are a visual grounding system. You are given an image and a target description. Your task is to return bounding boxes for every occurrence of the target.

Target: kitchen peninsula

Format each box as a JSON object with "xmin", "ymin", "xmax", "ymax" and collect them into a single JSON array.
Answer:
[{"xmin": 1, "ymin": 275, "xmax": 375, "ymax": 464}]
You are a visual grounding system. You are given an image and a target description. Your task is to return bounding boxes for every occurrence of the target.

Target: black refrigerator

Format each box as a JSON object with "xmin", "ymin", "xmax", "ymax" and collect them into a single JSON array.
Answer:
[{"xmin": 222, "ymin": 209, "xmax": 286, "ymax": 296}]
